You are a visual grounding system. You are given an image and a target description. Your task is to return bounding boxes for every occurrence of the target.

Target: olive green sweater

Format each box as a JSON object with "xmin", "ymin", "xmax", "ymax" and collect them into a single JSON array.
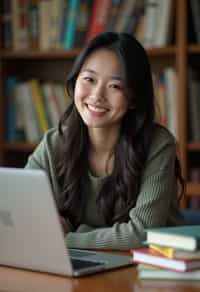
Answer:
[{"xmin": 25, "ymin": 127, "xmax": 183, "ymax": 250}]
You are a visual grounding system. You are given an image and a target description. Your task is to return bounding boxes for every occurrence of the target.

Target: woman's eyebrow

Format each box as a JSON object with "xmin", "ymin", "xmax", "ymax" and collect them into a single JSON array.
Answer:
[{"xmin": 81, "ymin": 68, "xmax": 124, "ymax": 81}]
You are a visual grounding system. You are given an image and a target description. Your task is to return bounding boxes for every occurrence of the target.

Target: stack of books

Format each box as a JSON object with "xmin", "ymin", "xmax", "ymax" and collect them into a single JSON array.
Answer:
[{"xmin": 131, "ymin": 225, "xmax": 200, "ymax": 280}]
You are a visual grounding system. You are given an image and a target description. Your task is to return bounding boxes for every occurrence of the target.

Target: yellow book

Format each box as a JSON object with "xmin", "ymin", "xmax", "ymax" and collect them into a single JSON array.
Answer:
[
  {"xmin": 30, "ymin": 79, "xmax": 49, "ymax": 135},
  {"xmin": 149, "ymin": 244, "xmax": 200, "ymax": 259},
  {"xmin": 149, "ymin": 244, "xmax": 175, "ymax": 258}
]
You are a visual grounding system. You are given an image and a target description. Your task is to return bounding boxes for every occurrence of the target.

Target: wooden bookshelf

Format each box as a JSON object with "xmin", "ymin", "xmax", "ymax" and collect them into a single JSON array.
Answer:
[
  {"xmin": 147, "ymin": 46, "xmax": 177, "ymax": 56},
  {"xmin": 0, "ymin": 48, "xmax": 81, "ymax": 59},
  {"xmin": 187, "ymin": 183, "xmax": 200, "ymax": 197},
  {"xmin": 187, "ymin": 142, "xmax": 200, "ymax": 152},
  {"xmin": 1, "ymin": 142, "xmax": 35, "ymax": 152},
  {"xmin": 0, "ymin": 0, "xmax": 200, "ymax": 206},
  {"xmin": 188, "ymin": 45, "xmax": 200, "ymax": 54}
]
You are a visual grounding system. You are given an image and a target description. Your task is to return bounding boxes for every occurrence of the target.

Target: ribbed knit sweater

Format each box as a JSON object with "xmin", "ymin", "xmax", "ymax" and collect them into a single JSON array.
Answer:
[{"xmin": 25, "ymin": 126, "xmax": 184, "ymax": 250}]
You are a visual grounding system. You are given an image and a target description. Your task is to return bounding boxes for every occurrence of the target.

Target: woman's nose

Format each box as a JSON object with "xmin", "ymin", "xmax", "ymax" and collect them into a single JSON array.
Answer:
[{"xmin": 90, "ymin": 83, "xmax": 105, "ymax": 102}]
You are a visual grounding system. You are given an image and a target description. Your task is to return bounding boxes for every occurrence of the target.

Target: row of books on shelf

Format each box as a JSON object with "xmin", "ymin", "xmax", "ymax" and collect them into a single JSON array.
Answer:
[
  {"xmin": 6, "ymin": 77, "xmax": 71, "ymax": 143},
  {"xmin": 154, "ymin": 67, "xmax": 178, "ymax": 139},
  {"xmin": 188, "ymin": 69, "xmax": 200, "ymax": 142},
  {"xmin": 0, "ymin": 0, "xmax": 174, "ymax": 51},
  {"xmin": 155, "ymin": 66, "xmax": 200, "ymax": 143},
  {"xmin": 190, "ymin": 0, "xmax": 200, "ymax": 44},
  {"xmin": 132, "ymin": 224, "xmax": 200, "ymax": 280},
  {"xmin": 189, "ymin": 168, "xmax": 200, "ymax": 209}
]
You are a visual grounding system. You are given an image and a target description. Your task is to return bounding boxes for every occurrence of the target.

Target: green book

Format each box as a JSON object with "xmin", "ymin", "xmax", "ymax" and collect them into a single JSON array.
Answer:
[
  {"xmin": 137, "ymin": 264, "xmax": 200, "ymax": 281},
  {"xmin": 145, "ymin": 225, "xmax": 200, "ymax": 251}
]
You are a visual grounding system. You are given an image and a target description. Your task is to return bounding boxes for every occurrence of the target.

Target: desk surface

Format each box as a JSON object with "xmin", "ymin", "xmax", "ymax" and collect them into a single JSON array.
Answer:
[{"xmin": 0, "ymin": 264, "xmax": 200, "ymax": 292}]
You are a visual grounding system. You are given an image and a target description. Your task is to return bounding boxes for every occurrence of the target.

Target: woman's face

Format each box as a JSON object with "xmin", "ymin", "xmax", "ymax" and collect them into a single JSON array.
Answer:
[{"xmin": 74, "ymin": 48, "xmax": 129, "ymax": 131}]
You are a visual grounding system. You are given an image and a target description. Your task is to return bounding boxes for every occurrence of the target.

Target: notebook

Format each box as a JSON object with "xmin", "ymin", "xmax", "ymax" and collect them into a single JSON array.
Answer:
[
  {"xmin": 0, "ymin": 167, "xmax": 132, "ymax": 276},
  {"xmin": 132, "ymin": 247, "xmax": 200, "ymax": 272},
  {"xmin": 145, "ymin": 225, "xmax": 200, "ymax": 251}
]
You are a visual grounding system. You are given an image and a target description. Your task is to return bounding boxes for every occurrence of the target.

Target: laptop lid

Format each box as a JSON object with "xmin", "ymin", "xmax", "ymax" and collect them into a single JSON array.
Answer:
[
  {"xmin": 0, "ymin": 167, "xmax": 132, "ymax": 276},
  {"xmin": 0, "ymin": 167, "xmax": 76, "ymax": 275}
]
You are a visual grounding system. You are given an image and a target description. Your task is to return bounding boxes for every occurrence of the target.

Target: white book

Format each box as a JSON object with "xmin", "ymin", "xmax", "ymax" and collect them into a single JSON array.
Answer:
[
  {"xmin": 41, "ymin": 83, "xmax": 60, "ymax": 127},
  {"xmin": 164, "ymin": 68, "xmax": 178, "ymax": 139},
  {"xmin": 49, "ymin": 0, "xmax": 65, "ymax": 48},
  {"xmin": 39, "ymin": 0, "xmax": 52, "ymax": 50},
  {"xmin": 15, "ymin": 82, "xmax": 41, "ymax": 143},
  {"xmin": 154, "ymin": 0, "xmax": 173, "ymax": 47},
  {"xmin": 11, "ymin": 0, "xmax": 29, "ymax": 50},
  {"xmin": 143, "ymin": 0, "xmax": 159, "ymax": 47},
  {"xmin": 53, "ymin": 83, "xmax": 71, "ymax": 115}
]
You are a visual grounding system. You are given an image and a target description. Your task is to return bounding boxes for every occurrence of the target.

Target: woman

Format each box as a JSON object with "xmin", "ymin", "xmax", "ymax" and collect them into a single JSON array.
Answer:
[{"xmin": 25, "ymin": 32, "xmax": 184, "ymax": 250}]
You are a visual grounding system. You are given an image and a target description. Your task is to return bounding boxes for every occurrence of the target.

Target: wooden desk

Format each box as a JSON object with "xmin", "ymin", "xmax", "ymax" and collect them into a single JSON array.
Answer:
[{"xmin": 0, "ymin": 264, "xmax": 200, "ymax": 292}]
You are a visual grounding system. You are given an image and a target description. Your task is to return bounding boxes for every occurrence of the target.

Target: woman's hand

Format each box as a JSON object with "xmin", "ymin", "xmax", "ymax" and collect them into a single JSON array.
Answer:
[{"xmin": 59, "ymin": 216, "xmax": 71, "ymax": 235}]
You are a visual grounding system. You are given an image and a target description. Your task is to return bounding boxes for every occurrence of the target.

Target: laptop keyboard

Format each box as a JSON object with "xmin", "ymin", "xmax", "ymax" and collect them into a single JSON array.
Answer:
[
  {"xmin": 71, "ymin": 258, "xmax": 105, "ymax": 270},
  {"xmin": 68, "ymin": 249, "xmax": 96, "ymax": 258}
]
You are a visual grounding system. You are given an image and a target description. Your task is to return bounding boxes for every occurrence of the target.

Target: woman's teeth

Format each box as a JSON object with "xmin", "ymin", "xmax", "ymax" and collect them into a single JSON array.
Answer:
[{"xmin": 87, "ymin": 104, "xmax": 108, "ymax": 112}]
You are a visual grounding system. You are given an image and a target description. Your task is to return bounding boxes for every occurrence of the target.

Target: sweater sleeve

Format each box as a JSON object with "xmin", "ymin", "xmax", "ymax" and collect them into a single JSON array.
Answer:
[{"xmin": 65, "ymin": 133, "xmax": 178, "ymax": 250}]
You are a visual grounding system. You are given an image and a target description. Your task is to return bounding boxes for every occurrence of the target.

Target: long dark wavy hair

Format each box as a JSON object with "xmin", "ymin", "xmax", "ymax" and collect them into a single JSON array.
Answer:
[{"xmin": 56, "ymin": 32, "xmax": 184, "ymax": 228}]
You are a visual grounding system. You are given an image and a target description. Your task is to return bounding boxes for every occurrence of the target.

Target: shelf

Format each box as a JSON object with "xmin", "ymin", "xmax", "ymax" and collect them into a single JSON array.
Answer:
[
  {"xmin": 187, "ymin": 182, "xmax": 200, "ymax": 196},
  {"xmin": 188, "ymin": 45, "xmax": 200, "ymax": 54},
  {"xmin": 187, "ymin": 142, "xmax": 200, "ymax": 151},
  {"xmin": 0, "ymin": 48, "xmax": 80, "ymax": 59},
  {"xmin": 1, "ymin": 142, "xmax": 36, "ymax": 152},
  {"xmin": 0, "ymin": 46, "xmax": 177, "ymax": 60},
  {"xmin": 146, "ymin": 46, "xmax": 177, "ymax": 56}
]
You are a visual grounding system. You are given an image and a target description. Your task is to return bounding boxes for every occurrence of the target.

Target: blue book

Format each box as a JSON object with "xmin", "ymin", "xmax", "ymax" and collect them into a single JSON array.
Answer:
[
  {"xmin": 63, "ymin": 0, "xmax": 80, "ymax": 50},
  {"xmin": 6, "ymin": 77, "xmax": 18, "ymax": 141}
]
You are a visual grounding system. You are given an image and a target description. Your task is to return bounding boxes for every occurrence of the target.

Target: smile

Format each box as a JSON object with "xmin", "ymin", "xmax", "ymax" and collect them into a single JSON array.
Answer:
[{"xmin": 87, "ymin": 104, "xmax": 108, "ymax": 113}]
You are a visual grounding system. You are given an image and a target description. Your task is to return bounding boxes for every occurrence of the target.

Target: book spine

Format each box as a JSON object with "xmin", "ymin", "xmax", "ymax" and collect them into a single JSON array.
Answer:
[
  {"xmin": 190, "ymin": 0, "xmax": 200, "ymax": 43},
  {"xmin": 164, "ymin": 67, "xmax": 178, "ymax": 138},
  {"xmin": 143, "ymin": 0, "xmax": 159, "ymax": 47},
  {"xmin": 2, "ymin": 0, "xmax": 13, "ymax": 49},
  {"xmin": 16, "ymin": 82, "xmax": 41, "ymax": 143},
  {"xmin": 189, "ymin": 168, "xmax": 200, "ymax": 209},
  {"xmin": 86, "ymin": 0, "xmax": 112, "ymax": 42},
  {"xmin": 41, "ymin": 83, "xmax": 60, "ymax": 127},
  {"xmin": 28, "ymin": 0, "xmax": 40, "ymax": 50},
  {"xmin": 38, "ymin": 0, "xmax": 51, "ymax": 50},
  {"xmin": 113, "ymin": 0, "xmax": 136, "ymax": 33},
  {"xmin": 187, "ymin": 69, "xmax": 200, "ymax": 142},
  {"xmin": 105, "ymin": 0, "xmax": 122, "ymax": 32},
  {"xmin": 30, "ymin": 79, "xmax": 49, "ymax": 134},
  {"xmin": 53, "ymin": 83, "xmax": 71, "ymax": 114},
  {"xmin": 153, "ymin": 72, "xmax": 167, "ymax": 127},
  {"xmin": 11, "ymin": 0, "xmax": 29, "ymax": 50},
  {"xmin": 134, "ymin": 14, "xmax": 145, "ymax": 44},
  {"xmin": 153, "ymin": 0, "xmax": 173, "ymax": 47},
  {"xmin": 123, "ymin": 0, "xmax": 145, "ymax": 35},
  {"xmin": 49, "ymin": 0, "xmax": 65, "ymax": 48},
  {"xmin": 74, "ymin": 0, "xmax": 92, "ymax": 48},
  {"xmin": 6, "ymin": 77, "xmax": 18, "ymax": 141},
  {"xmin": 63, "ymin": 0, "xmax": 80, "ymax": 50}
]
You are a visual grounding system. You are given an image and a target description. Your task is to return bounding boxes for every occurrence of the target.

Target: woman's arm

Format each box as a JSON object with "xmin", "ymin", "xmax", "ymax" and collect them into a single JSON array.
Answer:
[{"xmin": 65, "ymin": 135, "xmax": 182, "ymax": 250}]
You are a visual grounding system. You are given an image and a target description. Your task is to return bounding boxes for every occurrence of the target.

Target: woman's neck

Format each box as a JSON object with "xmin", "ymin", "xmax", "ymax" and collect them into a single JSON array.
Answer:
[
  {"xmin": 88, "ymin": 127, "xmax": 120, "ymax": 177},
  {"xmin": 88, "ymin": 127, "xmax": 120, "ymax": 154}
]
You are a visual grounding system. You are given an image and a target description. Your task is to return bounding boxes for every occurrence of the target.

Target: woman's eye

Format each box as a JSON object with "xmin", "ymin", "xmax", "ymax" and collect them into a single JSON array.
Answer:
[
  {"xmin": 110, "ymin": 84, "xmax": 122, "ymax": 90},
  {"xmin": 83, "ymin": 76, "xmax": 94, "ymax": 82}
]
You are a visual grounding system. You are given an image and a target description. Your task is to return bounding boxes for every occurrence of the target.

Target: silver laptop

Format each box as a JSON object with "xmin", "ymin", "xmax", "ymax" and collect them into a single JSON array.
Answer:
[{"xmin": 0, "ymin": 167, "xmax": 132, "ymax": 276}]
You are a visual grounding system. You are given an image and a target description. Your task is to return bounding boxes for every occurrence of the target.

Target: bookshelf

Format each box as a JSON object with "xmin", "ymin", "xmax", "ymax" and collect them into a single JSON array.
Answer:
[{"xmin": 0, "ymin": 0, "xmax": 199, "ymax": 206}]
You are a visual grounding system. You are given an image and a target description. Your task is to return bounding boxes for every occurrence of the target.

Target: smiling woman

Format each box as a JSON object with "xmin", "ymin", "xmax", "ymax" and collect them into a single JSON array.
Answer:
[
  {"xmin": 74, "ymin": 48, "xmax": 128, "ymax": 132},
  {"xmin": 25, "ymin": 32, "xmax": 185, "ymax": 250}
]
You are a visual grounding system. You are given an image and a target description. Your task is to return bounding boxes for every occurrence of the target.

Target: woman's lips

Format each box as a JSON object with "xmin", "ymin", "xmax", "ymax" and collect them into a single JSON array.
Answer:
[{"xmin": 87, "ymin": 104, "xmax": 109, "ymax": 114}]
